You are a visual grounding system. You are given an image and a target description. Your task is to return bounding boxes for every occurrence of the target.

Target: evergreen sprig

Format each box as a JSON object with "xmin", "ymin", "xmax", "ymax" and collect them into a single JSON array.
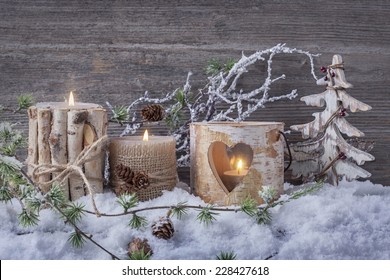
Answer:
[
  {"xmin": 255, "ymin": 208, "xmax": 272, "ymax": 225},
  {"xmin": 0, "ymin": 186, "xmax": 13, "ymax": 202},
  {"xmin": 16, "ymin": 95, "xmax": 34, "ymax": 112},
  {"xmin": 46, "ymin": 183, "xmax": 67, "ymax": 208},
  {"xmin": 205, "ymin": 58, "xmax": 236, "ymax": 75},
  {"xmin": 63, "ymin": 202, "xmax": 85, "ymax": 224},
  {"xmin": 111, "ymin": 105, "xmax": 129, "ymax": 125},
  {"xmin": 197, "ymin": 205, "xmax": 219, "ymax": 226},
  {"xmin": 216, "ymin": 251, "xmax": 237, "ymax": 260},
  {"xmin": 18, "ymin": 209, "xmax": 39, "ymax": 227},
  {"xmin": 129, "ymin": 214, "xmax": 148, "ymax": 229},
  {"xmin": 240, "ymin": 197, "xmax": 258, "ymax": 217},
  {"xmin": 171, "ymin": 202, "xmax": 188, "ymax": 220},
  {"xmin": 117, "ymin": 193, "xmax": 138, "ymax": 213},
  {"xmin": 68, "ymin": 230, "xmax": 86, "ymax": 248},
  {"xmin": 129, "ymin": 249, "xmax": 152, "ymax": 260},
  {"xmin": 26, "ymin": 197, "xmax": 43, "ymax": 213}
]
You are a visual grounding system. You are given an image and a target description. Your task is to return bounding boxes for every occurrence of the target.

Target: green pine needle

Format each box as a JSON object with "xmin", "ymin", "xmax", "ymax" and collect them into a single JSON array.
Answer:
[
  {"xmin": 206, "ymin": 58, "xmax": 236, "ymax": 76},
  {"xmin": 63, "ymin": 202, "xmax": 85, "ymax": 224},
  {"xmin": 165, "ymin": 103, "xmax": 183, "ymax": 131},
  {"xmin": 255, "ymin": 208, "xmax": 272, "ymax": 225},
  {"xmin": 129, "ymin": 249, "xmax": 152, "ymax": 260},
  {"xmin": 216, "ymin": 251, "xmax": 237, "ymax": 260},
  {"xmin": 171, "ymin": 202, "xmax": 188, "ymax": 220},
  {"xmin": 68, "ymin": 230, "xmax": 86, "ymax": 248},
  {"xmin": 206, "ymin": 59, "xmax": 223, "ymax": 75},
  {"xmin": 111, "ymin": 105, "xmax": 129, "ymax": 125},
  {"xmin": 176, "ymin": 89, "xmax": 186, "ymax": 107},
  {"xmin": 129, "ymin": 214, "xmax": 148, "ymax": 229},
  {"xmin": 117, "ymin": 193, "xmax": 138, "ymax": 213},
  {"xmin": 46, "ymin": 183, "xmax": 67, "ymax": 208},
  {"xmin": 197, "ymin": 205, "xmax": 219, "ymax": 226},
  {"xmin": 0, "ymin": 186, "xmax": 13, "ymax": 202},
  {"xmin": 223, "ymin": 58, "xmax": 236, "ymax": 72},
  {"xmin": 26, "ymin": 197, "xmax": 43, "ymax": 212},
  {"xmin": 16, "ymin": 95, "xmax": 34, "ymax": 112},
  {"xmin": 240, "ymin": 197, "xmax": 258, "ymax": 217},
  {"xmin": 18, "ymin": 209, "xmax": 39, "ymax": 227}
]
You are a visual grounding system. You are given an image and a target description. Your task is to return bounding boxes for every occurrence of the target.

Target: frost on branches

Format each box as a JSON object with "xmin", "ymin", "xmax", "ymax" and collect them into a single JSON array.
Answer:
[
  {"xmin": 107, "ymin": 44, "xmax": 319, "ymax": 166},
  {"xmin": 290, "ymin": 54, "xmax": 375, "ymax": 185}
]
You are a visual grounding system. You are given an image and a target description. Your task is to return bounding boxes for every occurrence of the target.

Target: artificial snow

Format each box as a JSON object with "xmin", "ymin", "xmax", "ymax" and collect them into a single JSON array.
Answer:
[{"xmin": 1, "ymin": 180, "xmax": 390, "ymax": 260}]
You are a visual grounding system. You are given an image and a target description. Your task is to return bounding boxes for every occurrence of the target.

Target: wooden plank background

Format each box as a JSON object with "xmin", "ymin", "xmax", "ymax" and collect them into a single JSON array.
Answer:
[{"xmin": 1, "ymin": 0, "xmax": 389, "ymax": 185}]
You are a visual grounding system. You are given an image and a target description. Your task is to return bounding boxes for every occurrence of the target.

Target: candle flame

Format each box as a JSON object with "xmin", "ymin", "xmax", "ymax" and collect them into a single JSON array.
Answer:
[
  {"xmin": 237, "ymin": 159, "xmax": 243, "ymax": 175},
  {"xmin": 143, "ymin": 130, "xmax": 149, "ymax": 141},
  {"xmin": 69, "ymin": 91, "xmax": 75, "ymax": 106}
]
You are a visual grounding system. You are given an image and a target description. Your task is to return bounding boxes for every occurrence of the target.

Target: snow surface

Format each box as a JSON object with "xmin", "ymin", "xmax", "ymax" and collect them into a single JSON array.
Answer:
[{"xmin": 1, "ymin": 180, "xmax": 390, "ymax": 260}]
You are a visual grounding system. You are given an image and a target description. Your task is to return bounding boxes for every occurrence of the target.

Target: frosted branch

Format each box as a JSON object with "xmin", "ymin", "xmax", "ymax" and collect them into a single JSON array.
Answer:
[{"xmin": 108, "ymin": 44, "xmax": 320, "ymax": 166}]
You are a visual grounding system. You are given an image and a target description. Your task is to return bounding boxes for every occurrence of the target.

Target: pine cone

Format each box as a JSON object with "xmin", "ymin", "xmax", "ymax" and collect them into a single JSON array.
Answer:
[
  {"xmin": 132, "ymin": 171, "xmax": 150, "ymax": 190},
  {"xmin": 115, "ymin": 163, "xmax": 134, "ymax": 184},
  {"xmin": 141, "ymin": 104, "xmax": 165, "ymax": 122},
  {"xmin": 128, "ymin": 238, "xmax": 153, "ymax": 257},
  {"xmin": 151, "ymin": 216, "xmax": 175, "ymax": 240}
]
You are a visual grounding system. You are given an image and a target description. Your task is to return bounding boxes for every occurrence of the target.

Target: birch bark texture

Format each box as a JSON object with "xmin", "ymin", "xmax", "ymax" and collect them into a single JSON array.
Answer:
[
  {"xmin": 290, "ymin": 55, "xmax": 375, "ymax": 185},
  {"xmin": 27, "ymin": 102, "xmax": 107, "ymax": 200},
  {"xmin": 190, "ymin": 122, "xmax": 285, "ymax": 206}
]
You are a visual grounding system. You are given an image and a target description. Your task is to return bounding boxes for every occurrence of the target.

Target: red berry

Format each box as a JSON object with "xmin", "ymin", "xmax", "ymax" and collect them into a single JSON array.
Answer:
[
  {"xmin": 331, "ymin": 72, "xmax": 335, "ymax": 77},
  {"xmin": 320, "ymin": 66, "xmax": 327, "ymax": 73},
  {"xmin": 339, "ymin": 111, "xmax": 346, "ymax": 117},
  {"xmin": 324, "ymin": 76, "xmax": 328, "ymax": 81}
]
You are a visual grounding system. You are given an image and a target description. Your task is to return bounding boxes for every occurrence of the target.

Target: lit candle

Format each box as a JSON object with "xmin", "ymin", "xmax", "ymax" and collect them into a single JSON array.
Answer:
[
  {"xmin": 69, "ymin": 91, "xmax": 75, "ymax": 106},
  {"xmin": 237, "ymin": 159, "xmax": 243, "ymax": 175},
  {"xmin": 109, "ymin": 130, "xmax": 178, "ymax": 201},
  {"xmin": 26, "ymin": 91, "xmax": 107, "ymax": 201},
  {"xmin": 223, "ymin": 158, "xmax": 249, "ymax": 177},
  {"xmin": 143, "ymin": 129, "xmax": 149, "ymax": 141}
]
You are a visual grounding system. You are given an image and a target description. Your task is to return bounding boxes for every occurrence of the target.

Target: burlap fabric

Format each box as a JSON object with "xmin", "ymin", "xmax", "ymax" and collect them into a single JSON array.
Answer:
[{"xmin": 109, "ymin": 137, "xmax": 178, "ymax": 201}]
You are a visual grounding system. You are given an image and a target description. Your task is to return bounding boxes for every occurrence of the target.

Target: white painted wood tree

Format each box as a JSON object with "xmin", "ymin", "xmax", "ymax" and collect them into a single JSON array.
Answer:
[{"xmin": 290, "ymin": 54, "xmax": 375, "ymax": 185}]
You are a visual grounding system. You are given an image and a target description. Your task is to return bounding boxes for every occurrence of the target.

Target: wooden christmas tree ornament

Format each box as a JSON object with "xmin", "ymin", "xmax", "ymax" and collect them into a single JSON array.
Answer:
[
  {"xmin": 290, "ymin": 54, "xmax": 375, "ymax": 184},
  {"xmin": 190, "ymin": 122, "xmax": 285, "ymax": 206}
]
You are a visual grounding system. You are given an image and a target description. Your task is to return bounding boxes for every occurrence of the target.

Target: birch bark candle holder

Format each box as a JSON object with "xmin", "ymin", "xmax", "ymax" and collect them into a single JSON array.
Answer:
[
  {"xmin": 109, "ymin": 131, "xmax": 178, "ymax": 201},
  {"xmin": 26, "ymin": 99, "xmax": 107, "ymax": 201},
  {"xmin": 190, "ymin": 122, "xmax": 285, "ymax": 206}
]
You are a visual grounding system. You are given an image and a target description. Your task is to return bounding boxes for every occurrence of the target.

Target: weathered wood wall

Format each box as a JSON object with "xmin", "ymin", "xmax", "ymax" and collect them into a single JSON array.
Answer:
[{"xmin": 1, "ymin": 0, "xmax": 389, "ymax": 185}]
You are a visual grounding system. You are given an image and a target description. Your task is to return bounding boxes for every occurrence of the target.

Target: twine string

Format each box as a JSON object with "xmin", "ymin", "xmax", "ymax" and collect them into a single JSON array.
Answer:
[{"xmin": 31, "ymin": 135, "xmax": 110, "ymax": 216}]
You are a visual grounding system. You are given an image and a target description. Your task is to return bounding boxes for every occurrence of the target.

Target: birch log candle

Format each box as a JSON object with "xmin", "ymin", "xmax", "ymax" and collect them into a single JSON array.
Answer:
[
  {"xmin": 27, "ymin": 92, "xmax": 108, "ymax": 201},
  {"xmin": 190, "ymin": 122, "xmax": 285, "ymax": 206},
  {"xmin": 109, "ymin": 130, "xmax": 178, "ymax": 201}
]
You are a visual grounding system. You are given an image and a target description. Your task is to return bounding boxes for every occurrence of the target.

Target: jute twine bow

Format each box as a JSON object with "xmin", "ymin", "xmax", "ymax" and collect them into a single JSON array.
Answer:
[{"xmin": 32, "ymin": 135, "xmax": 110, "ymax": 216}]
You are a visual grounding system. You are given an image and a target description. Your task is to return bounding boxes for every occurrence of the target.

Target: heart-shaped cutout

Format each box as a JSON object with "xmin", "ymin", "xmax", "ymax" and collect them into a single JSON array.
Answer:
[{"xmin": 208, "ymin": 142, "xmax": 253, "ymax": 194}]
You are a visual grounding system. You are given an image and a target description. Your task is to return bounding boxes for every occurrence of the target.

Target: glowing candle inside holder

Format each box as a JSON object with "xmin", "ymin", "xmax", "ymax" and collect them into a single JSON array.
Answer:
[
  {"xmin": 223, "ymin": 159, "xmax": 249, "ymax": 177},
  {"xmin": 109, "ymin": 131, "xmax": 178, "ymax": 201},
  {"xmin": 26, "ymin": 92, "xmax": 107, "ymax": 201}
]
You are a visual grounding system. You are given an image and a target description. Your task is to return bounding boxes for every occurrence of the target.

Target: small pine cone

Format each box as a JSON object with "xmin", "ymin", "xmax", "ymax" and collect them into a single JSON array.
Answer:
[
  {"xmin": 115, "ymin": 163, "xmax": 135, "ymax": 184},
  {"xmin": 132, "ymin": 171, "xmax": 150, "ymax": 190},
  {"xmin": 151, "ymin": 216, "xmax": 175, "ymax": 240},
  {"xmin": 128, "ymin": 238, "xmax": 153, "ymax": 257},
  {"xmin": 141, "ymin": 104, "xmax": 165, "ymax": 122}
]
